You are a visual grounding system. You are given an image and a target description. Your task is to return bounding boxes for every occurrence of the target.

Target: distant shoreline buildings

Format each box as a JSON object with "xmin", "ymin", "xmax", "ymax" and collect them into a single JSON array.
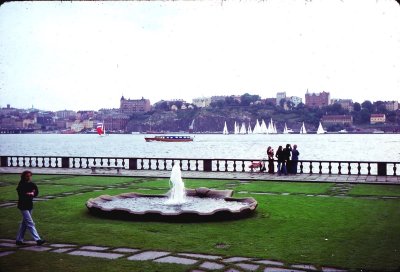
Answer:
[{"xmin": 1, "ymin": 90, "xmax": 399, "ymax": 133}]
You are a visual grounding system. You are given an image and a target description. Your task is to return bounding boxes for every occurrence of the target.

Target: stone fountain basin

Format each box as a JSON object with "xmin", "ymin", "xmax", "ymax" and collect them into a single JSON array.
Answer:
[{"xmin": 86, "ymin": 187, "xmax": 258, "ymax": 221}]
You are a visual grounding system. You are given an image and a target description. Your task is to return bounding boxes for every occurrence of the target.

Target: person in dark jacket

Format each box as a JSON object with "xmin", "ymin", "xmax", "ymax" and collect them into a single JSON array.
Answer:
[
  {"xmin": 291, "ymin": 144, "xmax": 300, "ymax": 174},
  {"xmin": 283, "ymin": 144, "xmax": 292, "ymax": 174},
  {"xmin": 16, "ymin": 171, "xmax": 45, "ymax": 246},
  {"xmin": 275, "ymin": 146, "xmax": 284, "ymax": 175}
]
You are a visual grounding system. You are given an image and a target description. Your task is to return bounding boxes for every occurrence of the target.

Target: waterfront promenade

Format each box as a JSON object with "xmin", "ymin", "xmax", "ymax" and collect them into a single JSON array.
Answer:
[{"xmin": 1, "ymin": 167, "xmax": 399, "ymax": 185}]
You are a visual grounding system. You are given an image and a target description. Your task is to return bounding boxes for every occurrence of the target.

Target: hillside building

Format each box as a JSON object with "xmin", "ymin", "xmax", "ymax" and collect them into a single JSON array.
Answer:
[
  {"xmin": 56, "ymin": 110, "xmax": 76, "ymax": 119},
  {"xmin": 276, "ymin": 92, "xmax": 286, "ymax": 106},
  {"xmin": 370, "ymin": 114, "xmax": 386, "ymax": 124},
  {"xmin": 321, "ymin": 115, "xmax": 353, "ymax": 125},
  {"xmin": 384, "ymin": 101, "xmax": 398, "ymax": 111},
  {"xmin": 192, "ymin": 97, "xmax": 211, "ymax": 108},
  {"xmin": 331, "ymin": 99, "xmax": 353, "ymax": 111},
  {"xmin": 289, "ymin": 96, "xmax": 302, "ymax": 107},
  {"xmin": 305, "ymin": 91, "xmax": 331, "ymax": 108},
  {"xmin": 120, "ymin": 96, "xmax": 151, "ymax": 114}
]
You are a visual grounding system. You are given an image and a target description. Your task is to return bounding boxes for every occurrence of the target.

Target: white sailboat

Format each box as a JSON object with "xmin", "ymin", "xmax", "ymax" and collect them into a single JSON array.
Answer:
[
  {"xmin": 283, "ymin": 123, "xmax": 288, "ymax": 134},
  {"xmin": 223, "ymin": 121, "xmax": 229, "ymax": 135},
  {"xmin": 239, "ymin": 122, "xmax": 247, "ymax": 134},
  {"xmin": 189, "ymin": 119, "xmax": 195, "ymax": 133},
  {"xmin": 253, "ymin": 119, "xmax": 261, "ymax": 134},
  {"xmin": 234, "ymin": 122, "xmax": 239, "ymax": 134},
  {"xmin": 267, "ymin": 118, "xmax": 277, "ymax": 134},
  {"xmin": 299, "ymin": 122, "xmax": 307, "ymax": 134},
  {"xmin": 316, "ymin": 122, "xmax": 326, "ymax": 134},
  {"xmin": 260, "ymin": 120, "xmax": 268, "ymax": 134},
  {"xmin": 247, "ymin": 124, "xmax": 252, "ymax": 134}
]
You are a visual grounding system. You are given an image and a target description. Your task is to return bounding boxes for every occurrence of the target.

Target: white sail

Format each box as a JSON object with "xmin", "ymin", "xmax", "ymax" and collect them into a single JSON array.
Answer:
[
  {"xmin": 189, "ymin": 119, "xmax": 195, "ymax": 131},
  {"xmin": 283, "ymin": 123, "xmax": 288, "ymax": 134},
  {"xmin": 317, "ymin": 122, "xmax": 326, "ymax": 134},
  {"xmin": 223, "ymin": 121, "xmax": 229, "ymax": 135},
  {"xmin": 253, "ymin": 119, "xmax": 261, "ymax": 134},
  {"xmin": 247, "ymin": 124, "xmax": 252, "ymax": 134},
  {"xmin": 273, "ymin": 123, "xmax": 277, "ymax": 134},
  {"xmin": 267, "ymin": 118, "xmax": 274, "ymax": 134},
  {"xmin": 239, "ymin": 122, "xmax": 247, "ymax": 134},
  {"xmin": 300, "ymin": 122, "xmax": 307, "ymax": 134},
  {"xmin": 234, "ymin": 122, "xmax": 239, "ymax": 134},
  {"xmin": 261, "ymin": 120, "xmax": 268, "ymax": 134}
]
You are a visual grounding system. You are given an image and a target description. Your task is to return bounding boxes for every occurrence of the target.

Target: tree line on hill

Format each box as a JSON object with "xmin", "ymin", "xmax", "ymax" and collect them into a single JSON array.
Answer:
[{"xmin": 126, "ymin": 94, "xmax": 399, "ymax": 133}]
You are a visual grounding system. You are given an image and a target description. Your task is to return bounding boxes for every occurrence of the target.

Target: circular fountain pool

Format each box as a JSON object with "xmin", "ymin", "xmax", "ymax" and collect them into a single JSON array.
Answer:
[{"xmin": 86, "ymin": 188, "xmax": 258, "ymax": 221}]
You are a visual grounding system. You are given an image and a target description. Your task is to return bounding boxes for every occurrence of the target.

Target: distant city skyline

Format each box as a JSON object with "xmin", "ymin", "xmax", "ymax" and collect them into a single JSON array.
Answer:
[{"xmin": 1, "ymin": 1, "xmax": 399, "ymax": 111}]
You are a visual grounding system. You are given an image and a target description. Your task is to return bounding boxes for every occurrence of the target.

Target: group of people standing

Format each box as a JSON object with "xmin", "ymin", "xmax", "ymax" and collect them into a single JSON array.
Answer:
[{"xmin": 266, "ymin": 144, "xmax": 300, "ymax": 175}]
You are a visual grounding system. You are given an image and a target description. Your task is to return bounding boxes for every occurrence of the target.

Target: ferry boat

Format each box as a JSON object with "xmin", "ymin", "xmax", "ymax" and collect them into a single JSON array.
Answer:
[{"xmin": 145, "ymin": 135, "xmax": 194, "ymax": 142}]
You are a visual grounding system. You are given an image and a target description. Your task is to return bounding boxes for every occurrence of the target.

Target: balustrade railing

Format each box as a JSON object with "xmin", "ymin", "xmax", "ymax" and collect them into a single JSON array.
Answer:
[{"xmin": 0, "ymin": 155, "xmax": 398, "ymax": 176}]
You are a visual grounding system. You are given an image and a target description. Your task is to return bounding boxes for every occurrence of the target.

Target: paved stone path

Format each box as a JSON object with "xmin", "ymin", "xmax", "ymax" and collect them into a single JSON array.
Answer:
[{"xmin": 0, "ymin": 238, "xmax": 348, "ymax": 272}]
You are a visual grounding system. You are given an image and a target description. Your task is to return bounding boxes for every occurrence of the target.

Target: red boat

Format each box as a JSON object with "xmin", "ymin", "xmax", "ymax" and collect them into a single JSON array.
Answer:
[{"xmin": 145, "ymin": 135, "xmax": 193, "ymax": 142}]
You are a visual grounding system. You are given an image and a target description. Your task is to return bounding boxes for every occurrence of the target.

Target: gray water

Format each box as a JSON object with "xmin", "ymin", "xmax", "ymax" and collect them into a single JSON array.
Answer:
[{"xmin": 0, "ymin": 134, "xmax": 399, "ymax": 162}]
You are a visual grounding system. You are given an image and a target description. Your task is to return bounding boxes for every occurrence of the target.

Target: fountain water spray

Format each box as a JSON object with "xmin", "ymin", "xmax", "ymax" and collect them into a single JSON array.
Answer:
[{"xmin": 165, "ymin": 164, "xmax": 186, "ymax": 205}]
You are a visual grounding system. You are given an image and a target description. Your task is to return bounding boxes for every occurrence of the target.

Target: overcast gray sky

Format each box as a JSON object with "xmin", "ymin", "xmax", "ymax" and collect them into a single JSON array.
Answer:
[{"xmin": 0, "ymin": 0, "xmax": 399, "ymax": 111}]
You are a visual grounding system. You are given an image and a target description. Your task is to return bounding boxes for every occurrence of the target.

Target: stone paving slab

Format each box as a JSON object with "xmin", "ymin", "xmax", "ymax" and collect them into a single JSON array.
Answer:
[
  {"xmin": 264, "ymin": 267, "xmax": 305, "ymax": 272},
  {"xmin": 178, "ymin": 253, "xmax": 222, "ymax": 260},
  {"xmin": 223, "ymin": 257, "xmax": 252, "ymax": 263},
  {"xmin": 20, "ymin": 246, "xmax": 52, "ymax": 252},
  {"xmin": 225, "ymin": 269, "xmax": 241, "ymax": 272},
  {"xmin": 50, "ymin": 243, "xmax": 77, "ymax": 248},
  {"xmin": 199, "ymin": 261, "xmax": 225, "ymax": 270},
  {"xmin": 52, "ymin": 248, "xmax": 75, "ymax": 253},
  {"xmin": 112, "ymin": 247, "xmax": 140, "ymax": 253},
  {"xmin": 0, "ymin": 239, "xmax": 14, "ymax": 243},
  {"xmin": 0, "ymin": 251, "xmax": 15, "ymax": 257},
  {"xmin": 154, "ymin": 256, "xmax": 198, "ymax": 265},
  {"xmin": 255, "ymin": 260, "xmax": 285, "ymax": 266},
  {"xmin": 80, "ymin": 245, "xmax": 109, "ymax": 251},
  {"xmin": 127, "ymin": 251, "xmax": 170, "ymax": 261},
  {"xmin": 68, "ymin": 250, "xmax": 124, "ymax": 259},
  {"xmin": 291, "ymin": 264, "xmax": 317, "ymax": 270},
  {"xmin": 321, "ymin": 267, "xmax": 348, "ymax": 272},
  {"xmin": 0, "ymin": 203, "xmax": 16, "ymax": 207},
  {"xmin": 236, "ymin": 263, "xmax": 260, "ymax": 271},
  {"xmin": 0, "ymin": 242, "xmax": 17, "ymax": 248}
]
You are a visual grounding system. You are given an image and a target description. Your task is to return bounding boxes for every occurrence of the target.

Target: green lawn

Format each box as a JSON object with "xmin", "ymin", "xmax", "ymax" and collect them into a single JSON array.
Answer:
[
  {"xmin": 1, "ymin": 174, "xmax": 399, "ymax": 272},
  {"xmin": 349, "ymin": 184, "xmax": 400, "ymax": 197},
  {"xmin": 0, "ymin": 174, "xmax": 70, "ymax": 185},
  {"xmin": 234, "ymin": 181, "xmax": 333, "ymax": 194},
  {"xmin": 0, "ymin": 184, "xmax": 93, "ymax": 202}
]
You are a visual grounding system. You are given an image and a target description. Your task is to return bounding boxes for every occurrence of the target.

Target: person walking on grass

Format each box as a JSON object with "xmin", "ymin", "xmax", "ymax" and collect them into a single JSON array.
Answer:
[{"xmin": 16, "ymin": 170, "xmax": 46, "ymax": 246}]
